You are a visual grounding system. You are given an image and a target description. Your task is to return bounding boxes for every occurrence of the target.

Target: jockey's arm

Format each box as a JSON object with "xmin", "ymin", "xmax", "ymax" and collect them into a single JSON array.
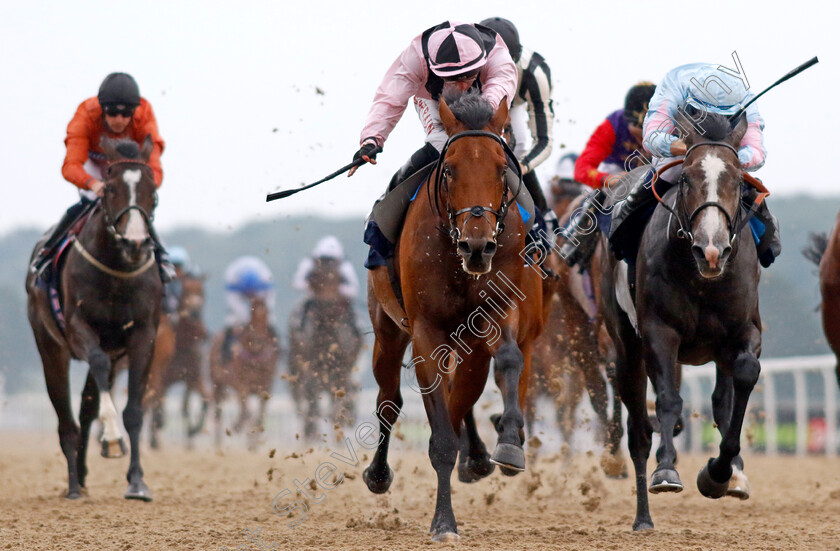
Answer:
[
  {"xmin": 575, "ymin": 118, "xmax": 617, "ymax": 189},
  {"xmin": 133, "ymin": 101, "xmax": 166, "ymax": 186},
  {"xmin": 478, "ymin": 36, "xmax": 518, "ymax": 112},
  {"xmin": 62, "ymin": 102, "xmax": 98, "ymax": 190},
  {"xmin": 519, "ymin": 55, "xmax": 554, "ymax": 173},
  {"xmin": 291, "ymin": 258, "xmax": 313, "ymax": 292}
]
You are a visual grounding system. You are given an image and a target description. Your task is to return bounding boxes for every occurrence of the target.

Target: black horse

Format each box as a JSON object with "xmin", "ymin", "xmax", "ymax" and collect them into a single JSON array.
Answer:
[
  {"xmin": 26, "ymin": 136, "xmax": 163, "ymax": 500},
  {"xmin": 601, "ymin": 112, "xmax": 762, "ymax": 530}
]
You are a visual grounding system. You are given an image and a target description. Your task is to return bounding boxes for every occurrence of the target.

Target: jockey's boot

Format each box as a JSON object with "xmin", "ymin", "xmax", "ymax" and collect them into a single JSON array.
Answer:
[
  {"xmin": 29, "ymin": 198, "xmax": 96, "ymax": 276},
  {"xmin": 221, "ymin": 326, "xmax": 236, "ymax": 364},
  {"xmin": 559, "ymin": 188, "xmax": 609, "ymax": 268},
  {"xmin": 742, "ymin": 185, "xmax": 782, "ymax": 267},
  {"xmin": 364, "ymin": 143, "xmax": 440, "ymax": 270}
]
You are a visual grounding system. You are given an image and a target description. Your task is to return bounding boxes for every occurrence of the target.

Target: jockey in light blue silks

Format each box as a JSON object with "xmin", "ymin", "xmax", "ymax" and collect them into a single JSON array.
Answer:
[
  {"xmin": 221, "ymin": 256, "xmax": 276, "ymax": 363},
  {"xmin": 604, "ymin": 62, "xmax": 780, "ymax": 267}
]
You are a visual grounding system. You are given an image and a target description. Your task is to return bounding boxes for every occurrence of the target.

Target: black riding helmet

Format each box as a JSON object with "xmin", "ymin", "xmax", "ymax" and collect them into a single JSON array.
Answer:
[
  {"xmin": 98, "ymin": 72, "xmax": 141, "ymax": 113},
  {"xmin": 623, "ymin": 81, "xmax": 657, "ymax": 126},
  {"xmin": 479, "ymin": 17, "xmax": 521, "ymax": 63}
]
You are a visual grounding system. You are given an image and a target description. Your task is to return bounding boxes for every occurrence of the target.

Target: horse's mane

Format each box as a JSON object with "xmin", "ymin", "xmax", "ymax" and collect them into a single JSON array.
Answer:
[
  {"xmin": 692, "ymin": 112, "xmax": 736, "ymax": 142},
  {"xmin": 442, "ymin": 89, "xmax": 494, "ymax": 130}
]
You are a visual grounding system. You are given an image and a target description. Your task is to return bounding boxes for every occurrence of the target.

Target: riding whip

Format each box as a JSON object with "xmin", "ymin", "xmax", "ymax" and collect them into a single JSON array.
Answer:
[
  {"xmin": 266, "ymin": 145, "xmax": 383, "ymax": 202},
  {"xmin": 729, "ymin": 56, "xmax": 819, "ymax": 122}
]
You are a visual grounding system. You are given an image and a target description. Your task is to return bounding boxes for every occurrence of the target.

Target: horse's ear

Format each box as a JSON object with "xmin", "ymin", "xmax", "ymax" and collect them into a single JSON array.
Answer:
[
  {"xmin": 728, "ymin": 113, "xmax": 748, "ymax": 149},
  {"xmin": 489, "ymin": 96, "xmax": 509, "ymax": 135},
  {"xmin": 100, "ymin": 136, "xmax": 119, "ymax": 159},
  {"xmin": 140, "ymin": 135, "xmax": 154, "ymax": 162},
  {"xmin": 439, "ymin": 98, "xmax": 458, "ymax": 135}
]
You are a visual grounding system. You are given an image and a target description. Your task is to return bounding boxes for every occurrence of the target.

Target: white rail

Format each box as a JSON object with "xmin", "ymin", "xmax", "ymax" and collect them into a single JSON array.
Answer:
[{"xmin": 681, "ymin": 354, "xmax": 839, "ymax": 456}]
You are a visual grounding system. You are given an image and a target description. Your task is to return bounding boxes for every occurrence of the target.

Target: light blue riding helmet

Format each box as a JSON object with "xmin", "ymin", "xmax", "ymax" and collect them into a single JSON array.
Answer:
[
  {"xmin": 168, "ymin": 246, "xmax": 191, "ymax": 268},
  {"xmin": 686, "ymin": 63, "xmax": 752, "ymax": 116}
]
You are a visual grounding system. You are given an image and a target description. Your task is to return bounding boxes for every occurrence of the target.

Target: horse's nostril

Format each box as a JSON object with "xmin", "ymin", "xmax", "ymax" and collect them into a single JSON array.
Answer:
[
  {"xmin": 483, "ymin": 241, "xmax": 497, "ymax": 255},
  {"xmin": 458, "ymin": 241, "xmax": 472, "ymax": 255},
  {"xmin": 720, "ymin": 246, "xmax": 732, "ymax": 262}
]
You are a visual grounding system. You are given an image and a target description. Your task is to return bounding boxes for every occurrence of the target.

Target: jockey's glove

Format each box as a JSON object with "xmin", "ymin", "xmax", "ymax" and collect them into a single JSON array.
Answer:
[{"xmin": 353, "ymin": 141, "xmax": 380, "ymax": 165}]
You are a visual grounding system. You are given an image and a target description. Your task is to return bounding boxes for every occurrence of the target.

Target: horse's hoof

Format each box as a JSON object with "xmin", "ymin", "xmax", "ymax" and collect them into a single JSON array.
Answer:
[
  {"xmin": 600, "ymin": 450, "xmax": 629, "ymax": 479},
  {"xmin": 696, "ymin": 461, "xmax": 729, "ymax": 499},
  {"xmin": 633, "ymin": 519, "xmax": 654, "ymax": 531},
  {"xmin": 66, "ymin": 488, "xmax": 83, "ymax": 500},
  {"xmin": 726, "ymin": 466, "xmax": 751, "ymax": 500},
  {"xmin": 363, "ymin": 465, "xmax": 393, "ymax": 494},
  {"xmin": 431, "ymin": 531, "xmax": 460, "ymax": 543},
  {"xmin": 458, "ymin": 455, "xmax": 495, "ymax": 483},
  {"xmin": 101, "ymin": 437, "xmax": 128, "ymax": 459},
  {"xmin": 124, "ymin": 481, "xmax": 153, "ymax": 502},
  {"xmin": 649, "ymin": 467, "xmax": 683, "ymax": 494},
  {"xmin": 490, "ymin": 442, "xmax": 525, "ymax": 473}
]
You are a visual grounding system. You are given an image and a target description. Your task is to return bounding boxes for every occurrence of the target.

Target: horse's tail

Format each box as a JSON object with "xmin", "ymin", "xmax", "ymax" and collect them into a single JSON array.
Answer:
[{"xmin": 802, "ymin": 232, "xmax": 829, "ymax": 267}]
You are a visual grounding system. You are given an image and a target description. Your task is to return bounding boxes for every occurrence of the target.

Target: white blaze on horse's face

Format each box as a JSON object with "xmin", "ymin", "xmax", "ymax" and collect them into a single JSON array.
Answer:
[
  {"xmin": 694, "ymin": 152, "xmax": 730, "ymax": 274},
  {"xmin": 122, "ymin": 169, "xmax": 147, "ymax": 242}
]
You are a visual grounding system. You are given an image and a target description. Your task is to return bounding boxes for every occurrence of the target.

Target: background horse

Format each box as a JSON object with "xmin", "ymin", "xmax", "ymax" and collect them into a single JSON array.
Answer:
[
  {"xmin": 26, "ymin": 136, "xmax": 162, "ymax": 500},
  {"xmin": 287, "ymin": 258, "xmax": 361, "ymax": 441},
  {"xmin": 804, "ymin": 228, "xmax": 840, "ymax": 388},
  {"xmin": 210, "ymin": 295, "xmax": 281, "ymax": 449},
  {"xmin": 363, "ymin": 92, "xmax": 548, "ymax": 542},
  {"xmin": 528, "ymin": 178, "xmax": 626, "ymax": 477},
  {"xmin": 145, "ymin": 273, "xmax": 210, "ymax": 448},
  {"xmin": 601, "ymin": 113, "xmax": 762, "ymax": 530}
]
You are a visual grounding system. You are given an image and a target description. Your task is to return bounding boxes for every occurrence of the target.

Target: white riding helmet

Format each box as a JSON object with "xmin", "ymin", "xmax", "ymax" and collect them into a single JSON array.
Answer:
[{"xmin": 312, "ymin": 236, "xmax": 344, "ymax": 259}]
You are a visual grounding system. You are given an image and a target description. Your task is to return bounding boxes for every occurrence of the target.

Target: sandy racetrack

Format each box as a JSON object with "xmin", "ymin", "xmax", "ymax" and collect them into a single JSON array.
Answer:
[{"xmin": 2, "ymin": 432, "xmax": 840, "ymax": 550}]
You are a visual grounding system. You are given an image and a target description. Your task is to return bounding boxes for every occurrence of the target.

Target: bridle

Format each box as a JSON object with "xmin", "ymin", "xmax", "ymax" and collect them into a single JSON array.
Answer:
[
  {"xmin": 432, "ymin": 130, "xmax": 523, "ymax": 243},
  {"xmin": 650, "ymin": 142, "xmax": 769, "ymax": 245},
  {"xmin": 102, "ymin": 159, "xmax": 158, "ymax": 244}
]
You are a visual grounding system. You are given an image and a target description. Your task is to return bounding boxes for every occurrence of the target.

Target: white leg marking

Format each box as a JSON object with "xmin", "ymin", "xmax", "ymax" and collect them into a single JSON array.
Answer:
[
  {"xmin": 99, "ymin": 391, "xmax": 121, "ymax": 442},
  {"xmin": 122, "ymin": 169, "xmax": 147, "ymax": 242}
]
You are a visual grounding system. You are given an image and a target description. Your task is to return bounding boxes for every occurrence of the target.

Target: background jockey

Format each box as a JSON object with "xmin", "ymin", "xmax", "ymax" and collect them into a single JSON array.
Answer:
[
  {"xmin": 480, "ymin": 17, "xmax": 559, "ymax": 236},
  {"xmin": 221, "ymin": 256, "xmax": 277, "ymax": 363},
  {"xmin": 30, "ymin": 72, "xmax": 169, "ymax": 277},
  {"xmin": 347, "ymin": 20, "xmax": 518, "ymax": 269},
  {"xmin": 560, "ymin": 82, "xmax": 657, "ymax": 267},
  {"xmin": 610, "ymin": 63, "xmax": 780, "ymax": 267},
  {"xmin": 162, "ymin": 245, "xmax": 191, "ymax": 314},
  {"xmin": 291, "ymin": 236, "xmax": 359, "ymax": 299}
]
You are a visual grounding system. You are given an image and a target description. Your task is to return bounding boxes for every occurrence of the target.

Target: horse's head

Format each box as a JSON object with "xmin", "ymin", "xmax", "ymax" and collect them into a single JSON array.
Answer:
[
  {"xmin": 678, "ymin": 111, "xmax": 748, "ymax": 278},
  {"xmin": 438, "ymin": 91, "xmax": 511, "ymax": 276},
  {"xmin": 248, "ymin": 295, "xmax": 269, "ymax": 328},
  {"xmin": 179, "ymin": 274, "xmax": 206, "ymax": 319},
  {"xmin": 99, "ymin": 135, "xmax": 157, "ymax": 265}
]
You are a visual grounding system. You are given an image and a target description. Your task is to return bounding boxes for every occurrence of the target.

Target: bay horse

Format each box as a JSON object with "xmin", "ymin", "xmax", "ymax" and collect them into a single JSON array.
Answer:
[
  {"xmin": 287, "ymin": 258, "xmax": 361, "ymax": 440},
  {"xmin": 804, "ymin": 228, "xmax": 840, "ymax": 388},
  {"xmin": 146, "ymin": 273, "xmax": 210, "ymax": 448},
  {"xmin": 26, "ymin": 136, "xmax": 162, "ymax": 500},
  {"xmin": 210, "ymin": 295, "xmax": 281, "ymax": 449},
  {"xmin": 528, "ymin": 178, "xmax": 626, "ymax": 477},
  {"xmin": 363, "ymin": 92, "xmax": 548, "ymax": 542},
  {"xmin": 601, "ymin": 112, "xmax": 763, "ymax": 530}
]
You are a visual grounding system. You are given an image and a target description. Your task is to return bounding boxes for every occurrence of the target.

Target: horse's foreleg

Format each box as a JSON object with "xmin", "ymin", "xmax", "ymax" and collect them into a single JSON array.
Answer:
[
  {"xmin": 490, "ymin": 340, "xmax": 526, "ymax": 475},
  {"xmin": 122, "ymin": 323, "xmax": 157, "ymax": 501},
  {"xmin": 77, "ymin": 371, "xmax": 100, "ymax": 487},
  {"xmin": 602, "ymin": 360, "xmax": 628, "ymax": 479},
  {"xmin": 642, "ymin": 321, "xmax": 684, "ymax": 494},
  {"xmin": 698, "ymin": 346, "xmax": 760, "ymax": 500}
]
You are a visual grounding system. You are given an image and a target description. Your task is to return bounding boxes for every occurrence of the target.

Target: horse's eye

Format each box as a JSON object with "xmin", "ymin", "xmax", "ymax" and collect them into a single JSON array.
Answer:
[{"xmin": 443, "ymin": 166, "xmax": 452, "ymax": 179}]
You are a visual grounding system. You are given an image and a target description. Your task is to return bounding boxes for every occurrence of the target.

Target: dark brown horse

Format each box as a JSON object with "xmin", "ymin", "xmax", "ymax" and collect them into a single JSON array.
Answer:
[
  {"xmin": 528, "ymin": 179, "xmax": 626, "ymax": 477},
  {"xmin": 26, "ymin": 136, "xmax": 162, "ymax": 500},
  {"xmin": 601, "ymin": 112, "xmax": 762, "ymax": 530},
  {"xmin": 804, "ymin": 228, "xmax": 840, "ymax": 388},
  {"xmin": 363, "ymin": 92, "xmax": 548, "ymax": 542},
  {"xmin": 210, "ymin": 295, "xmax": 281, "ymax": 449},
  {"xmin": 288, "ymin": 259, "xmax": 361, "ymax": 441},
  {"xmin": 146, "ymin": 273, "xmax": 210, "ymax": 448}
]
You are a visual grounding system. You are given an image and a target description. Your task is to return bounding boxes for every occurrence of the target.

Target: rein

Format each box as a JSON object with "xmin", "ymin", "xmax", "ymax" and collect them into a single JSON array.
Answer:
[
  {"xmin": 650, "ymin": 143, "xmax": 770, "ymax": 244},
  {"xmin": 431, "ymin": 130, "xmax": 523, "ymax": 243},
  {"xmin": 72, "ymin": 238, "xmax": 156, "ymax": 279}
]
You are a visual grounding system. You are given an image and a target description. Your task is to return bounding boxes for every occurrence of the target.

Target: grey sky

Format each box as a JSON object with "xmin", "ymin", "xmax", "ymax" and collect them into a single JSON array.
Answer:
[{"xmin": 1, "ymin": 0, "xmax": 835, "ymax": 236}]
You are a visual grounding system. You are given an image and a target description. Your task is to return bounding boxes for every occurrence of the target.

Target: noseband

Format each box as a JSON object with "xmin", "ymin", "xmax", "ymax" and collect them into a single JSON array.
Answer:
[
  {"xmin": 432, "ymin": 130, "xmax": 522, "ymax": 243},
  {"xmin": 103, "ymin": 159, "xmax": 157, "ymax": 242},
  {"xmin": 651, "ymin": 142, "xmax": 767, "ymax": 245}
]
